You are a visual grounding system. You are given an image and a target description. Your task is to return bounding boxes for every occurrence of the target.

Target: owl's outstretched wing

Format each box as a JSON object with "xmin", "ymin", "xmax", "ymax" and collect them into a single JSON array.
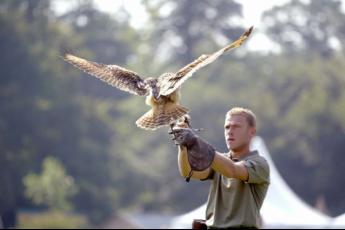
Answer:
[
  {"xmin": 63, "ymin": 53, "xmax": 148, "ymax": 96},
  {"xmin": 159, "ymin": 26, "xmax": 253, "ymax": 96}
]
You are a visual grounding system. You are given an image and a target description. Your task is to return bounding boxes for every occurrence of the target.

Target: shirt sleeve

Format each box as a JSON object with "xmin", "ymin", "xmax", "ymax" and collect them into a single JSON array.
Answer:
[{"xmin": 243, "ymin": 156, "xmax": 270, "ymax": 184}]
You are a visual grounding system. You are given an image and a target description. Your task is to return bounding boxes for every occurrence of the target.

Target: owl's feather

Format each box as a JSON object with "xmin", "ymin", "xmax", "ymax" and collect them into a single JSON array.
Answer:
[
  {"xmin": 62, "ymin": 26, "xmax": 253, "ymax": 130},
  {"xmin": 158, "ymin": 26, "xmax": 253, "ymax": 96},
  {"xmin": 136, "ymin": 101, "xmax": 189, "ymax": 130},
  {"xmin": 63, "ymin": 53, "xmax": 148, "ymax": 96}
]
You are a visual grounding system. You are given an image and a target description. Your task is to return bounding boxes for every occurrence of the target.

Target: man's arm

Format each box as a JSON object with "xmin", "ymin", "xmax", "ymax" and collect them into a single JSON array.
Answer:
[
  {"xmin": 178, "ymin": 147, "xmax": 248, "ymax": 181},
  {"xmin": 178, "ymin": 146, "xmax": 212, "ymax": 180},
  {"xmin": 211, "ymin": 152, "xmax": 249, "ymax": 181}
]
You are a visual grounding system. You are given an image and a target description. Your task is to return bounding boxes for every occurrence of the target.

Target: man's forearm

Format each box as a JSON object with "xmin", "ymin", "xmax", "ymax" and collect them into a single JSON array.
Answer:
[
  {"xmin": 177, "ymin": 146, "xmax": 192, "ymax": 177},
  {"xmin": 211, "ymin": 152, "xmax": 248, "ymax": 181},
  {"xmin": 177, "ymin": 146, "xmax": 212, "ymax": 180}
]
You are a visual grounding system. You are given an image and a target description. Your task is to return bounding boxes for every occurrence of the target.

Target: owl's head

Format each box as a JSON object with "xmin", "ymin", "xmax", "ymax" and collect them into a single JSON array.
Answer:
[{"xmin": 144, "ymin": 78, "xmax": 160, "ymax": 99}]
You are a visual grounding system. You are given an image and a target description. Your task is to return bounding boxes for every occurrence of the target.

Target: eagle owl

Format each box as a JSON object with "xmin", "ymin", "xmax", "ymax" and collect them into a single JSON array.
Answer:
[{"xmin": 63, "ymin": 26, "xmax": 253, "ymax": 130}]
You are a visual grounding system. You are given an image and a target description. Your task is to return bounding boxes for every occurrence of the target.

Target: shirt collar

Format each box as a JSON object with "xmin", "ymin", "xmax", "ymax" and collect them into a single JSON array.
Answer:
[{"xmin": 228, "ymin": 150, "xmax": 258, "ymax": 162}]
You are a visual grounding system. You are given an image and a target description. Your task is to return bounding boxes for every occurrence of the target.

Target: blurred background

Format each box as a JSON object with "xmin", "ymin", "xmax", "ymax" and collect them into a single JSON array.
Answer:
[{"xmin": 1, "ymin": 0, "xmax": 345, "ymax": 228}]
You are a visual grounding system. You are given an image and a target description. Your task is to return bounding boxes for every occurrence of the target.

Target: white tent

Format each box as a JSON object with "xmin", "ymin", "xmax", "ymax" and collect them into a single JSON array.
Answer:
[
  {"xmin": 170, "ymin": 136, "xmax": 332, "ymax": 229},
  {"xmin": 330, "ymin": 213, "xmax": 345, "ymax": 229}
]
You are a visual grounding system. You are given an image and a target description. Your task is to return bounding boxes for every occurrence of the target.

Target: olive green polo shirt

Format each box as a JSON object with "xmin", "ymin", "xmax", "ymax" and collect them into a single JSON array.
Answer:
[{"xmin": 205, "ymin": 150, "xmax": 270, "ymax": 229}]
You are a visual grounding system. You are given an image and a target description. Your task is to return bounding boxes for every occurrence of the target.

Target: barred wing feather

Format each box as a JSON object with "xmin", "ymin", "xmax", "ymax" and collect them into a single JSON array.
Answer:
[
  {"xmin": 159, "ymin": 26, "xmax": 253, "ymax": 96},
  {"xmin": 63, "ymin": 53, "xmax": 148, "ymax": 96}
]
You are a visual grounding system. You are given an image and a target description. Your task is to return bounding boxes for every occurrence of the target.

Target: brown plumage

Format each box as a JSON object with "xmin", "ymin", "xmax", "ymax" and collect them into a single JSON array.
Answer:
[{"xmin": 62, "ymin": 26, "xmax": 253, "ymax": 130}]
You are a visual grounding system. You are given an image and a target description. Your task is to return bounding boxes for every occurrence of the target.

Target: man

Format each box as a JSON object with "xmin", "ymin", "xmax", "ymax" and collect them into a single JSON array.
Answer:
[{"xmin": 171, "ymin": 107, "xmax": 270, "ymax": 229}]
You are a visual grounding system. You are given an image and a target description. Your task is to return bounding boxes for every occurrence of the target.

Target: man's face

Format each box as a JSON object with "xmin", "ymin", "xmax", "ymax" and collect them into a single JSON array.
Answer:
[{"xmin": 224, "ymin": 114, "xmax": 255, "ymax": 152}]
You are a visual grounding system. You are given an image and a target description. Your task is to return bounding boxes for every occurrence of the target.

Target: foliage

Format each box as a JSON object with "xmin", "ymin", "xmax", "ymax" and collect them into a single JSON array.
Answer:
[
  {"xmin": 142, "ymin": 0, "xmax": 245, "ymax": 65},
  {"xmin": 1, "ymin": 0, "xmax": 345, "ymax": 227},
  {"xmin": 23, "ymin": 157, "xmax": 78, "ymax": 211},
  {"xmin": 262, "ymin": 0, "xmax": 345, "ymax": 57}
]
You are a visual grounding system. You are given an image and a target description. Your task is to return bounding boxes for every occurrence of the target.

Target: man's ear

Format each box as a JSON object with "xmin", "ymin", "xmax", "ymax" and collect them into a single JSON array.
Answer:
[{"xmin": 250, "ymin": 127, "xmax": 256, "ymax": 137}]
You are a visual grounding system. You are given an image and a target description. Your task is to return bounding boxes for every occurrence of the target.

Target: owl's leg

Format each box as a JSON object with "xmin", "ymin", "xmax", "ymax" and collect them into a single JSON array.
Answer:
[{"xmin": 169, "ymin": 122, "xmax": 178, "ymax": 145}]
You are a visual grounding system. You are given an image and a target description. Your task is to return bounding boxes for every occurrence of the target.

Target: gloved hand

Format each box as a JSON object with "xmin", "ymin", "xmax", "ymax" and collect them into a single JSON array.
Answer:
[
  {"xmin": 171, "ymin": 127, "xmax": 197, "ymax": 147},
  {"xmin": 170, "ymin": 127, "xmax": 216, "ymax": 171}
]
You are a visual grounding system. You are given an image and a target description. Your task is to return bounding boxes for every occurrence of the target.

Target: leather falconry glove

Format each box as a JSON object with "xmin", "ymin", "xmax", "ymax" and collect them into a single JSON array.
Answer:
[{"xmin": 170, "ymin": 127, "xmax": 216, "ymax": 181}]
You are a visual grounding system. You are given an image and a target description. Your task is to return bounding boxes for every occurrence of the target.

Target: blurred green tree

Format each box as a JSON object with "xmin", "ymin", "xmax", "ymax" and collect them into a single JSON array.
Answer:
[
  {"xmin": 262, "ymin": 0, "xmax": 345, "ymax": 57},
  {"xmin": 23, "ymin": 157, "xmax": 78, "ymax": 211},
  {"xmin": 0, "ymin": 0, "xmax": 120, "ymax": 224},
  {"xmin": 1, "ymin": 0, "xmax": 345, "ymax": 225},
  {"xmin": 143, "ymin": 0, "xmax": 245, "ymax": 66}
]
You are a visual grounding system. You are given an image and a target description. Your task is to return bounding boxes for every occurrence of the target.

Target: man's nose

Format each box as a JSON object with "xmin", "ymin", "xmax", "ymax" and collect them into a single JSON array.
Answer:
[{"xmin": 225, "ymin": 129, "xmax": 232, "ymax": 136}]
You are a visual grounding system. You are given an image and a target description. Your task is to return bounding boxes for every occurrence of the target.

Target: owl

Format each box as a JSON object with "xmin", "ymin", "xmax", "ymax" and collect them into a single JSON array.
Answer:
[{"xmin": 63, "ymin": 26, "xmax": 253, "ymax": 130}]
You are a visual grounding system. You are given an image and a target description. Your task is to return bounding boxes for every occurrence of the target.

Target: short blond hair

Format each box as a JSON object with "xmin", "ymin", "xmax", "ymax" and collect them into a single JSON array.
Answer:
[{"xmin": 226, "ymin": 107, "xmax": 256, "ymax": 128}]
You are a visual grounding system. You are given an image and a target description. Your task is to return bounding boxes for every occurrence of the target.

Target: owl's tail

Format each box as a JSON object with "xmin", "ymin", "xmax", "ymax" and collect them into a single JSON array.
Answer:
[{"xmin": 136, "ymin": 104, "xmax": 189, "ymax": 130}]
